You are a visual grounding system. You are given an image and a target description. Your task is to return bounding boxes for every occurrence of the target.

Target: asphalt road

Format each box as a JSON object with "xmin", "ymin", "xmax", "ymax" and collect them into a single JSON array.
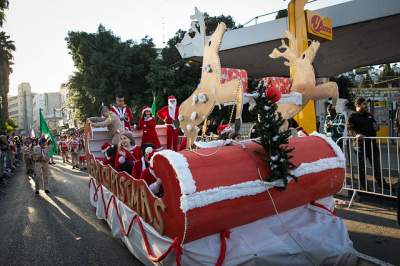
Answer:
[
  {"xmin": 0, "ymin": 157, "xmax": 142, "ymax": 266},
  {"xmin": 1, "ymin": 157, "xmax": 399, "ymax": 266}
]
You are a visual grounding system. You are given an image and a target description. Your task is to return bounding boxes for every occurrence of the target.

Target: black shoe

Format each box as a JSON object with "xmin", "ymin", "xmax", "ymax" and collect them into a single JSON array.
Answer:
[
  {"xmin": 45, "ymin": 190, "xmax": 50, "ymax": 194},
  {"xmin": 35, "ymin": 190, "xmax": 39, "ymax": 194}
]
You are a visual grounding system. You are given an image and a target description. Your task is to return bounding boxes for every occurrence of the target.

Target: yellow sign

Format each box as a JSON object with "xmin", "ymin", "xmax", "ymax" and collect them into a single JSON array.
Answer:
[{"xmin": 306, "ymin": 10, "xmax": 333, "ymax": 41}]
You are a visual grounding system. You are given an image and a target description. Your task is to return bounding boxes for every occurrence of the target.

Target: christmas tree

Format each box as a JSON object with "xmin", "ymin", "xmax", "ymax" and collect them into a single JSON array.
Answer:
[{"xmin": 252, "ymin": 82, "xmax": 295, "ymax": 188}]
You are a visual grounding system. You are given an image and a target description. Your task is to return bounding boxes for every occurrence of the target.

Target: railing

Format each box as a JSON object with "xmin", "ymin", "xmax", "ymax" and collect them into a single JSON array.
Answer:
[{"xmin": 337, "ymin": 136, "xmax": 400, "ymax": 208}]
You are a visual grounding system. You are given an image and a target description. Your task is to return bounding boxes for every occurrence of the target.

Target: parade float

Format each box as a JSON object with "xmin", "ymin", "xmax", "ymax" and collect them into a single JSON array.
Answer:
[{"xmin": 85, "ymin": 2, "xmax": 359, "ymax": 265}]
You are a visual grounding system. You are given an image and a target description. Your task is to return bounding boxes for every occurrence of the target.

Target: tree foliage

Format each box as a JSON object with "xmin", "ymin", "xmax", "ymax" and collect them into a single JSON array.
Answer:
[
  {"xmin": 66, "ymin": 25, "xmax": 158, "ymax": 120},
  {"xmin": 0, "ymin": 3, "xmax": 14, "ymax": 129},
  {"xmin": 378, "ymin": 63, "xmax": 400, "ymax": 87},
  {"xmin": 67, "ymin": 14, "xmax": 242, "ymax": 123}
]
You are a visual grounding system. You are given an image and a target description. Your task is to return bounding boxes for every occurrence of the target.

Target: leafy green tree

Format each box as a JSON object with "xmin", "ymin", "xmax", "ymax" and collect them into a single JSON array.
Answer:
[
  {"xmin": 159, "ymin": 14, "xmax": 241, "ymax": 119},
  {"xmin": 378, "ymin": 63, "xmax": 400, "ymax": 87},
  {"xmin": 66, "ymin": 25, "xmax": 158, "ymax": 120},
  {"xmin": 0, "ymin": 0, "xmax": 9, "ymax": 27},
  {"xmin": 0, "ymin": 31, "xmax": 15, "ymax": 128}
]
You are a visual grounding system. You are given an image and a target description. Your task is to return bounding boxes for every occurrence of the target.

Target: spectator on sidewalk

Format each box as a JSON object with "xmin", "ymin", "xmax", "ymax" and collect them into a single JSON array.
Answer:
[
  {"xmin": 58, "ymin": 135, "xmax": 69, "ymax": 163},
  {"xmin": 324, "ymin": 103, "xmax": 345, "ymax": 143},
  {"xmin": 348, "ymin": 97, "xmax": 389, "ymax": 189},
  {"xmin": 22, "ymin": 138, "xmax": 34, "ymax": 175},
  {"xmin": 69, "ymin": 135, "xmax": 80, "ymax": 169}
]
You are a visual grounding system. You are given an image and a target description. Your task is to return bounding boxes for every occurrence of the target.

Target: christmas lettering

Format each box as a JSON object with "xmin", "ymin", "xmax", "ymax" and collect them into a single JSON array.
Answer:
[{"xmin": 88, "ymin": 156, "xmax": 165, "ymax": 234}]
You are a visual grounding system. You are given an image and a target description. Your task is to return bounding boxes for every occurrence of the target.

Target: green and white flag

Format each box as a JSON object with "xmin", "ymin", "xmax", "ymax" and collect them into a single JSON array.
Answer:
[
  {"xmin": 151, "ymin": 95, "xmax": 157, "ymax": 117},
  {"xmin": 39, "ymin": 110, "xmax": 58, "ymax": 156}
]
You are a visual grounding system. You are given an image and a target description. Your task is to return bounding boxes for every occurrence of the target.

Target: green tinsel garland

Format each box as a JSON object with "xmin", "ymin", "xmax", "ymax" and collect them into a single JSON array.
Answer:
[{"xmin": 252, "ymin": 85, "xmax": 296, "ymax": 189}]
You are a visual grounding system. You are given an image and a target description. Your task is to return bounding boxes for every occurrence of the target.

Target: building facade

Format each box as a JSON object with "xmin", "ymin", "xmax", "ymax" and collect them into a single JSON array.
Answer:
[
  {"xmin": 60, "ymin": 84, "xmax": 76, "ymax": 129},
  {"xmin": 33, "ymin": 92, "xmax": 63, "ymax": 131},
  {"xmin": 7, "ymin": 83, "xmax": 34, "ymax": 134}
]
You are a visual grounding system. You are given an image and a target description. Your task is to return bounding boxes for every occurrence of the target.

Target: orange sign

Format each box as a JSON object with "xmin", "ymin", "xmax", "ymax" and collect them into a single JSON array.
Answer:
[{"xmin": 306, "ymin": 10, "xmax": 332, "ymax": 41}]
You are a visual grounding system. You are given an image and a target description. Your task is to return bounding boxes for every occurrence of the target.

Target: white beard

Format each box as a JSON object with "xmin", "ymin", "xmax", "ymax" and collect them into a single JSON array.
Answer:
[{"xmin": 168, "ymin": 103, "xmax": 176, "ymax": 119}]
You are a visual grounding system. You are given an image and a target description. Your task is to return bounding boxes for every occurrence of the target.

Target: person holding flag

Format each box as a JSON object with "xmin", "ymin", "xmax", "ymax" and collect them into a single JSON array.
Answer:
[
  {"xmin": 39, "ymin": 109, "xmax": 58, "ymax": 160},
  {"xmin": 32, "ymin": 136, "xmax": 50, "ymax": 194}
]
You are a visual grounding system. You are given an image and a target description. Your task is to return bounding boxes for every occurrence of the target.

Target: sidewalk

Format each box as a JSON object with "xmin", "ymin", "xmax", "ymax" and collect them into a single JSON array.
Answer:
[{"xmin": 336, "ymin": 195, "xmax": 400, "ymax": 266}]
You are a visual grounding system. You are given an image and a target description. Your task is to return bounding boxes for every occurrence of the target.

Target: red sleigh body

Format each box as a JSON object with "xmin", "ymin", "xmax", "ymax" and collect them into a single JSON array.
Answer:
[
  {"xmin": 86, "ymin": 120, "xmax": 344, "ymax": 243},
  {"xmin": 151, "ymin": 134, "xmax": 344, "ymax": 242}
]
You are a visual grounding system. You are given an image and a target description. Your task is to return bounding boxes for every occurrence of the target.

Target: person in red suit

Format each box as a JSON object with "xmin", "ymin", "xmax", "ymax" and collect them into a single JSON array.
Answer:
[
  {"xmin": 114, "ymin": 134, "xmax": 135, "ymax": 172},
  {"xmin": 138, "ymin": 148, "xmax": 162, "ymax": 196},
  {"xmin": 131, "ymin": 146, "xmax": 153, "ymax": 178},
  {"xmin": 157, "ymin": 95, "xmax": 180, "ymax": 151},
  {"xmin": 117, "ymin": 131, "xmax": 143, "ymax": 177},
  {"xmin": 110, "ymin": 95, "xmax": 134, "ymax": 130},
  {"xmin": 136, "ymin": 106, "xmax": 161, "ymax": 149}
]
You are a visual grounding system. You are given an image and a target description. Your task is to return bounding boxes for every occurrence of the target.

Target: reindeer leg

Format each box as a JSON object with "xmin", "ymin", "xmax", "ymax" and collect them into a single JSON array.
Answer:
[
  {"xmin": 233, "ymin": 82, "xmax": 244, "ymax": 137},
  {"xmin": 314, "ymin": 82, "xmax": 339, "ymax": 105}
]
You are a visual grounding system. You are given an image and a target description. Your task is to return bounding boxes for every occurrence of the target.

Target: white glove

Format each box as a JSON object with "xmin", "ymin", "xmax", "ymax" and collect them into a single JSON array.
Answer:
[{"xmin": 118, "ymin": 156, "xmax": 126, "ymax": 164}]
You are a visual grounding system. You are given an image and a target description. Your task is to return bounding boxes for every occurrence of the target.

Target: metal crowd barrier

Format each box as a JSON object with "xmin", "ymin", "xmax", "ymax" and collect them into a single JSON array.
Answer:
[{"xmin": 336, "ymin": 136, "xmax": 400, "ymax": 208}]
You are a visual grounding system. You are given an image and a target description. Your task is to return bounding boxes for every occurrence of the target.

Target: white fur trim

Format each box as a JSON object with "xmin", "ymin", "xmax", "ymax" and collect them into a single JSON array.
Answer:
[
  {"xmin": 150, "ymin": 150, "xmax": 196, "ymax": 195},
  {"xmin": 277, "ymin": 92, "xmax": 303, "ymax": 105},
  {"xmin": 310, "ymin": 132, "xmax": 345, "ymax": 164},
  {"xmin": 178, "ymin": 134, "xmax": 345, "ymax": 212},
  {"xmin": 142, "ymin": 107, "xmax": 151, "ymax": 114},
  {"xmin": 190, "ymin": 112, "xmax": 197, "ymax": 121}
]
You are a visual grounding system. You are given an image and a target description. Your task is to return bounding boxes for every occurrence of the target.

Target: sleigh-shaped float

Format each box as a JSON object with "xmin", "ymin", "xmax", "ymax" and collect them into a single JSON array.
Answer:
[{"xmin": 85, "ymin": 121, "xmax": 358, "ymax": 265}]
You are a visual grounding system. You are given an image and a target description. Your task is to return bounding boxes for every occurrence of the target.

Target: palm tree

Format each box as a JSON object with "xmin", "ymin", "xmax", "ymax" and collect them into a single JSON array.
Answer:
[
  {"xmin": 0, "ymin": 31, "xmax": 15, "ymax": 126},
  {"xmin": 0, "ymin": 0, "xmax": 9, "ymax": 27}
]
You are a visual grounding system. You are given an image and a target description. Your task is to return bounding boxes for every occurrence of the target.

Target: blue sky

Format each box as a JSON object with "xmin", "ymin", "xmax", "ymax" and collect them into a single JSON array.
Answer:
[{"xmin": 4, "ymin": 0, "xmax": 349, "ymax": 95}]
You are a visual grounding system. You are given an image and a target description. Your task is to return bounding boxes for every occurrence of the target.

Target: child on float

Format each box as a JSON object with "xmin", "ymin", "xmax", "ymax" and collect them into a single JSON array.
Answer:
[
  {"xmin": 135, "ymin": 106, "xmax": 161, "ymax": 150},
  {"xmin": 113, "ymin": 131, "xmax": 140, "ymax": 173},
  {"xmin": 139, "ymin": 147, "xmax": 162, "ymax": 196},
  {"xmin": 131, "ymin": 146, "xmax": 153, "ymax": 178},
  {"xmin": 100, "ymin": 142, "xmax": 115, "ymax": 166}
]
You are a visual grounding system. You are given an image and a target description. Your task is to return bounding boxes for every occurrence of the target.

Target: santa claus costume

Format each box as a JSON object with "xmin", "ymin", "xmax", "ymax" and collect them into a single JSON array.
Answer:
[
  {"xmin": 117, "ymin": 131, "xmax": 143, "ymax": 178},
  {"xmin": 131, "ymin": 146, "xmax": 151, "ymax": 179},
  {"xmin": 137, "ymin": 106, "xmax": 161, "ymax": 149},
  {"xmin": 114, "ymin": 146, "xmax": 134, "ymax": 173},
  {"xmin": 110, "ymin": 95, "xmax": 134, "ymax": 130},
  {"xmin": 157, "ymin": 95, "xmax": 180, "ymax": 151},
  {"xmin": 138, "ymin": 148, "xmax": 162, "ymax": 195},
  {"xmin": 100, "ymin": 142, "xmax": 116, "ymax": 167}
]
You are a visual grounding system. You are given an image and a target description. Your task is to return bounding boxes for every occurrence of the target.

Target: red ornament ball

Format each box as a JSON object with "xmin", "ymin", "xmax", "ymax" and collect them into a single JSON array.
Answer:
[{"xmin": 265, "ymin": 82, "xmax": 282, "ymax": 103}]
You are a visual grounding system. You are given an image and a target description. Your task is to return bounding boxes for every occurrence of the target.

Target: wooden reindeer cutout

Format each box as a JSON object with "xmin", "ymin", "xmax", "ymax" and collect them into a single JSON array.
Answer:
[
  {"xmin": 269, "ymin": 31, "xmax": 339, "ymax": 121},
  {"xmin": 179, "ymin": 22, "xmax": 244, "ymax": 148}
]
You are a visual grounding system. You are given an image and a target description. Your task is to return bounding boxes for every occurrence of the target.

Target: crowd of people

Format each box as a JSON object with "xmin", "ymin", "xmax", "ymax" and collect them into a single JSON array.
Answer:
[
  {"xmin": 322, "ymin": 97, "xmax": 391, "ymax": 189},
  {"xmin": 86, "ymin": 94, "xmax": 184, "ymax": 196},
  {"xmin": 85, "ymin": 94, "xmax": 240, "ymax": 196}
]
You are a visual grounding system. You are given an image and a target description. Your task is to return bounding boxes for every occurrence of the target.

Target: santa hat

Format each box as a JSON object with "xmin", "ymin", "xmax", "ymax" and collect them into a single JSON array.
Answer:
[
  {"xmin": 141, "ymin": 105, "xmax": 152, "ymax": 115},
  {"xmin": 168, "ymin": 95, "xmax": 176, "ymax": 102},
  {"xmin": 144, "ymin": 146, "xmax": 155, "ymax": 159},
  {"xmin": 101, "ymin": 142, "xmax": 111, "ymax": 153}
]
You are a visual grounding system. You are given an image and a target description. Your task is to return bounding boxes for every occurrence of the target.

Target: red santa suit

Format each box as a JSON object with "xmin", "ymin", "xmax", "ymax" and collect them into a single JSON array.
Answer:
[
  {"xmin": 110, "ymin": 105, "xmax": 134, "ymax": 130},
  {"xmin": 100, "ymin": 142, "xmax": 115, "ymax": 166},
  {"xmin": 137, "ymin": 106, "xmax": 161, "ymax": 149},
  {"xmin": 114, "ymin": 147, "xmax": 134, "ymax": 172},
  {"xmin": 157, "ymin": 95, "xmax": 180, "ymax": 151}
]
